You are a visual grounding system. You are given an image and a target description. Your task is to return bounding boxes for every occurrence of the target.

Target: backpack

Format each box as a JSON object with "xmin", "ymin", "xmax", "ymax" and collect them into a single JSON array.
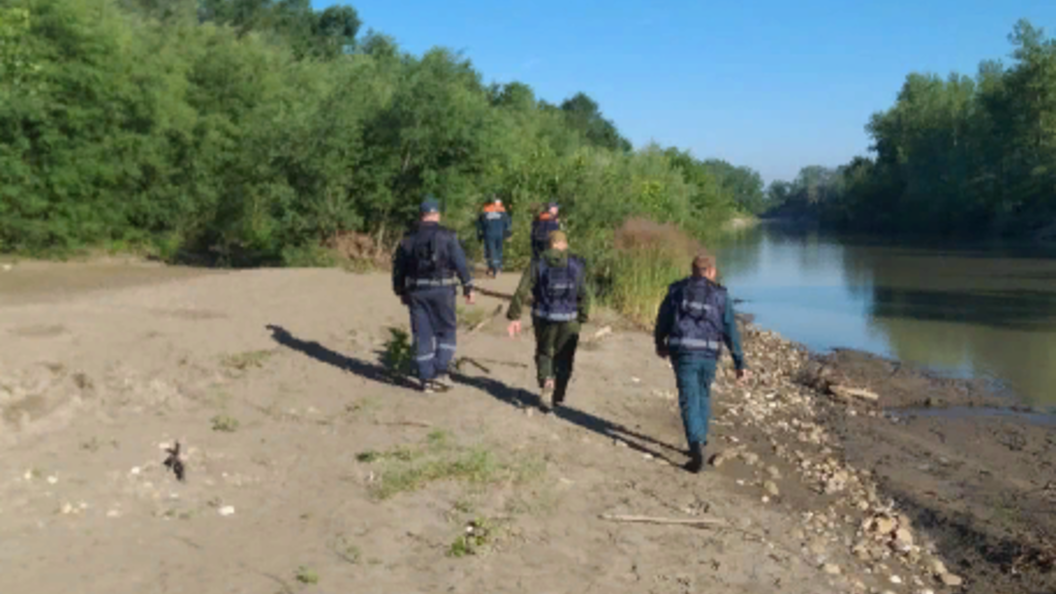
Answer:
[{"xmin": 411, "ymin": 226, "xmax": 451, "ymax": 278}]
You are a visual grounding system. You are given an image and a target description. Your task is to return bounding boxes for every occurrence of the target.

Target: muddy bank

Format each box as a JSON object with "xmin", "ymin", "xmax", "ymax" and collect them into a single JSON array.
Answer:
[{"xmin": 801, "ymin": 348, "xmax": 1056, "ymax": 594}]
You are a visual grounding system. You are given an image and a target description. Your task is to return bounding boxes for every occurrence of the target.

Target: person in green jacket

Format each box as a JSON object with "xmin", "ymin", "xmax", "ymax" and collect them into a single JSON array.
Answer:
[{"xmin": 507, "ymin": 230, "xmax": 592, "ymax": 412}]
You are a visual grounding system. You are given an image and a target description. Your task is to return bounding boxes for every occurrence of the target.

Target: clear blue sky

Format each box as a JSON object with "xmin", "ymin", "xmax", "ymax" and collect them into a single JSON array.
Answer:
[{"xmin": 313, "ymin": 0, "xmax": 1056, "ymax": 183}]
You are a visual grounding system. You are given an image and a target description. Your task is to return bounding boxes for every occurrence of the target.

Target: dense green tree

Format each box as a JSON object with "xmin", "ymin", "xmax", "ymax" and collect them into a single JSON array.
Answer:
[
  {"xmin": 771, "ymin": 19, "xmax": 1056, "ymax": 238},
  {"xmin": 0, "ymin": 0, "xmax": 751, "ymax": 267}
]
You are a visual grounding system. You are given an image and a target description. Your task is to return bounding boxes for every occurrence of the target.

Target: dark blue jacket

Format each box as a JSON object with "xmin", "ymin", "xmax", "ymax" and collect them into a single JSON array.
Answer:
[
  {"xmin": 654, "ymin": 276, "xmax": 746, "ymax": 368},
  {"xmin": 530, "ymin": 215, "xmax": 561, "ymax": 257},
  {"xmin": 392, "ymin": 222, "xmax": 474, "ymax": 297},
  {"xmin": 477, "ymin": 208, "xmax": 511, "ymax": 240}
]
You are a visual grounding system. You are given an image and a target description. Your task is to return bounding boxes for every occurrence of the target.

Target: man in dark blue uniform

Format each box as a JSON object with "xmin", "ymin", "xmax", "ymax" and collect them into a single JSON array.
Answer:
[
  {"xmin": 476, "ymin": 194, "xmax": 511, "ymax": 278},
  {"xmin": 654, "ymin": 254, "xmax": 750, "ymax": 473},
  {"xmin": 530, "ymin": 201, "xmax": 562, "ymax": 260},
  {"xmin": 392, "ymin": 197, "xmax": 475, "ymax": 393}
]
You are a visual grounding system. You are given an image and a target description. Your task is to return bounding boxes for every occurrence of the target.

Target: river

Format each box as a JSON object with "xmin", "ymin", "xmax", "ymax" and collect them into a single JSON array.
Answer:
[{"xmin": 716, "ymin": 222, "xmax": 1056, "ymax": 408}]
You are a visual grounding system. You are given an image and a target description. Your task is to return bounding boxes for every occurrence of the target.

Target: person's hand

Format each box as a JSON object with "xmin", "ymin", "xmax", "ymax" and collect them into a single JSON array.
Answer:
[
  {"xmin": 735, "ymin": 368, "xmax": 751, "ymax": 384},
  {"xmin": 465, "ymin": 291, "xmax": 476, "ymax": 305},
  {"xmin": 507, "ymin": 320, "xmax": 522, "ymax": 338}
]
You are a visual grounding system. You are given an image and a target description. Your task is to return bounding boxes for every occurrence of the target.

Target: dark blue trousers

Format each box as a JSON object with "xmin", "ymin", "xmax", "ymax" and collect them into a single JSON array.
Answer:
[
  {"xmin": 672, "ymin": 354, "xmax": 718, "ymax": 448},
  {"xmin": 408, "ymin": 287, "xmax": 458, "ymax": 381},
  {"xmin": 484, "ymin": 235, "xmax": 505, "ymax": 272}
]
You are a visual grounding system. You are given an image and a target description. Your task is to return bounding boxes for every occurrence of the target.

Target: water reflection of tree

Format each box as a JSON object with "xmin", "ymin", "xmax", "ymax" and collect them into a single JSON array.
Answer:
[
  {"xmin": 841, "ymin": 244, "xmax": 1056, "ymax": 405},
  {"xmin": 714, "ymin": 226, "xmax": 765, "ymax": 279},
  {"xmin": 717, "ymin": 224, "xmax": 850, "ymax": 280}
]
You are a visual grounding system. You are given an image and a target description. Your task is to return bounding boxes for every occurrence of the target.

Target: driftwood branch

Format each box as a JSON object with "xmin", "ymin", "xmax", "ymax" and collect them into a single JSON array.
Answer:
[
  {"xmin": 378, "ymin": 420, "xmax": 432, "ymax": 428},
  {"xmin": 599, "ymin": 514, "xmax": 726, "ymax": 527}
]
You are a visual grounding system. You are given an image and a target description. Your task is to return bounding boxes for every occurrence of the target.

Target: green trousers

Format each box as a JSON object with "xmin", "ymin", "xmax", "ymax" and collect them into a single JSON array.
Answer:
[{"xmin": 533, "ymin": 318, "xmax": 581, "ymax": 402}]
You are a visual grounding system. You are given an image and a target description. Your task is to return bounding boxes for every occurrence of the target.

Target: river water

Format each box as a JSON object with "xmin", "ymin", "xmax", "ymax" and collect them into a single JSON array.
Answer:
[{"xmin": 716, "ymin": 223, "xmax": 1056, "ymax": 408}]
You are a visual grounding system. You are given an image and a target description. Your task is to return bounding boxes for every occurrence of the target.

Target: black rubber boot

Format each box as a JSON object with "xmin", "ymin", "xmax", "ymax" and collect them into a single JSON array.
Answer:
[{"xmin": 683, "ymin": 442, "xmax": 704, "ymax": 474}]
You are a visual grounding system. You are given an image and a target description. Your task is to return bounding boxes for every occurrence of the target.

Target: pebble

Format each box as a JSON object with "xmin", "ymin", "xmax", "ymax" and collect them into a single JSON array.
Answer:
[
  {"xmin": 939, "ymin": 574, "xmax": 963, "ymax": 587},
  {"xmin": 930, "ymin": 560, "xmax": 948, "ymax": 576},
  {"xmin": 46, "ymin": 476, "xmax": 58, "ymax": 485},
  {"xmin": 106, "ymin": 510, "xmax": 121, "ymax": 518},
  {"xmin": 764, "ymin": 481, "xmax": 780, "ymax": 497},
  {"xmin": 130, "ymin": 467, "xmax": 141, "ymax": 475},
  {"xmin": 218, "ymin": 506, "xmax": 235, "ymax": 517},
  {"xmin": 823, "ymin": 563, "xmax": 841, "ymax": 575},
  {"xmin": 889, "ymin": 575, "xmax": 903, "ymax": 585}
]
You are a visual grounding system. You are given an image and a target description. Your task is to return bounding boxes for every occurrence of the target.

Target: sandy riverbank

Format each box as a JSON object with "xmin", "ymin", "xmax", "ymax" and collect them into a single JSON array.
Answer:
[{"xmin": 0, "ymin": 262, "xmax": 1050, "ymax": 593}]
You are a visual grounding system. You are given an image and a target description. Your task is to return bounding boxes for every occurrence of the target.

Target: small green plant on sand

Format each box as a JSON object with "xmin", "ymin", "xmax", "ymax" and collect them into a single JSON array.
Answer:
[
  {"xmin": 448, "ymin": 518, "xmax": 497, "ymax": 557},
  {"xmin": 356, "ymin": 432, "xmax": 543, "ymax": 500},
  {"xmin": 295, "ymin": 566, "xmax": 319, "ymax": 584},
  {"xmin": 220, "ymin": 350, "xmax": 272, "ymax": 372},
  {"xmin": 381, "ymin": 327, "xmax": 413, "ymax": 378},
  {"xmin": 211, "ymin": 414, "xmax": 240, "ymax": 432}
]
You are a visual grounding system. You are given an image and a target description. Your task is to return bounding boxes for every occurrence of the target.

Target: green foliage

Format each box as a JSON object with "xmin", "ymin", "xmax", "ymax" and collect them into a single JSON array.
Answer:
[
  {"xmin": 447, "ymin": 518, "xmax": 496, "ymax": 558},
  {"xmin": 381, "ymin": 326, "xmax": 413, "ymax": 378},
  {"xmin": 210, "ymin": 414, "xmax": 240, "ymax": 432},
  {"xmin": 294, "ymin": 566, "xmax": 319, "ymax": 585},
  {"xmin": 355, "ymin": 433, "xmax": 543, "ymax": 500},
  {"xmin": 0, "ymin": 0, "xmax": 750, "ymax": 264},
  {"xmin": 773, "ymin": 19, "xmax": 1056, "ymax": 238}
]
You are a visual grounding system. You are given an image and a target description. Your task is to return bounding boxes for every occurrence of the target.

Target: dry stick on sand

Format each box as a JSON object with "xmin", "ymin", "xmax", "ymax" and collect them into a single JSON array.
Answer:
[
  {"xmin": 599, "ymin": 514, "xmax": 726, "ymax": 528},
  {"xmin": 602, "ymin": 513, "xmax": 830, "ymax": 571},
  {"xmin": 378, "ymin": 420, "xmax": 432, "ymax": 428}
]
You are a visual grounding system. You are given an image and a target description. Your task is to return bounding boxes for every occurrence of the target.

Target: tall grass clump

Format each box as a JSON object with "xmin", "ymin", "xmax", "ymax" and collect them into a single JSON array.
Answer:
[{"xmin": 603, "ymin": 218, "xmax": 703, "ymax": 327}]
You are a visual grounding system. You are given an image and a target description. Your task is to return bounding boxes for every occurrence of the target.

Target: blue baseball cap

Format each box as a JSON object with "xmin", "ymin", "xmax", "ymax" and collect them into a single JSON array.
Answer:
[
  {"xmin": 420, "ymin": 196, "xmax": 440, "ymax": 214},
  {"xmin": 547, "ymin": 201, "xmax": 559, "ymax": 209}
]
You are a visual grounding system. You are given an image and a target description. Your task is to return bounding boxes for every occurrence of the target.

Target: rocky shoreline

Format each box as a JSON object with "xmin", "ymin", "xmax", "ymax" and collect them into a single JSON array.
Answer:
[{"xmin": 707, "ymin": 321, "xmax": 1055, "ymax": 594}]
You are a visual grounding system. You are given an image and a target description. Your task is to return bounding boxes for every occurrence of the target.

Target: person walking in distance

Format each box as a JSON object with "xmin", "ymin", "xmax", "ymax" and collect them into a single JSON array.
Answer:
[
  {"xmin": 476, "ymin": 194, "xmax": 512, "ymax": 278},
  {"xmin": 392, "ymin": 196, "xmax": 475, "ymax": 393},
  {"xmin": 654, "ymin": 254, "xmax": 750, "ymax": 473},
  {"xmin": 507, "ymin": 230, "xmax": 592, "ymax": 412},
  {"xmin": 530, "ymin": 201, "xmax": 562, "ymax": 260}
]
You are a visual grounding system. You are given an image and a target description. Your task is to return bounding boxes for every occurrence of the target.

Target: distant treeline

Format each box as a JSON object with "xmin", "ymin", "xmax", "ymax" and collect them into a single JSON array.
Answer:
[
  {"xmin": 0, "ymin": 0, "xmax": 766, "ymax": 268},
  {"xmin": 767, "ymin": 19, "xmax": 1056, "ymax": 238}
]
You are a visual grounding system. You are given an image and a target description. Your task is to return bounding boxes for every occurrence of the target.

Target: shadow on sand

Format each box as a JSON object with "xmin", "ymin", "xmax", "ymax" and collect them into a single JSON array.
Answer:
[
  {"xmin": 265, "ymin": 324, "xmax": 418, "ymax": 390},
  {"xmin": 266, "ymin": 323, "xmax": 687, "ymax": 466},
  {"xmin": 455, "ymin": 373, "xmax": 687, "ymax": 466}
]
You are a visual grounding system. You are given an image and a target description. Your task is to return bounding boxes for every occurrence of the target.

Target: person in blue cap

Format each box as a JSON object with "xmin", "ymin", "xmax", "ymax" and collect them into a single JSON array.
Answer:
[
  {"xmin": 530, "ymin": 201, "xmax": 562, "ymax": 260},
  {"xmin": 476, "ymin": 193, "xmax": 512, "ymax": 278},
  {"xmin": 392, "ymin": 196, "xmax": 475, "ymax": 393},
  {"xmin": 654, "ymin": 253, "xmax": 750, "ymax": 473}
]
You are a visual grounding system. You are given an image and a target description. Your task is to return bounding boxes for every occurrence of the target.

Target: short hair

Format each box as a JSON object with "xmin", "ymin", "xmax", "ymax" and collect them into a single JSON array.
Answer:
[{"xmin": 691, "ymin": 253, "xmax": 716, "ymax": 275}]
